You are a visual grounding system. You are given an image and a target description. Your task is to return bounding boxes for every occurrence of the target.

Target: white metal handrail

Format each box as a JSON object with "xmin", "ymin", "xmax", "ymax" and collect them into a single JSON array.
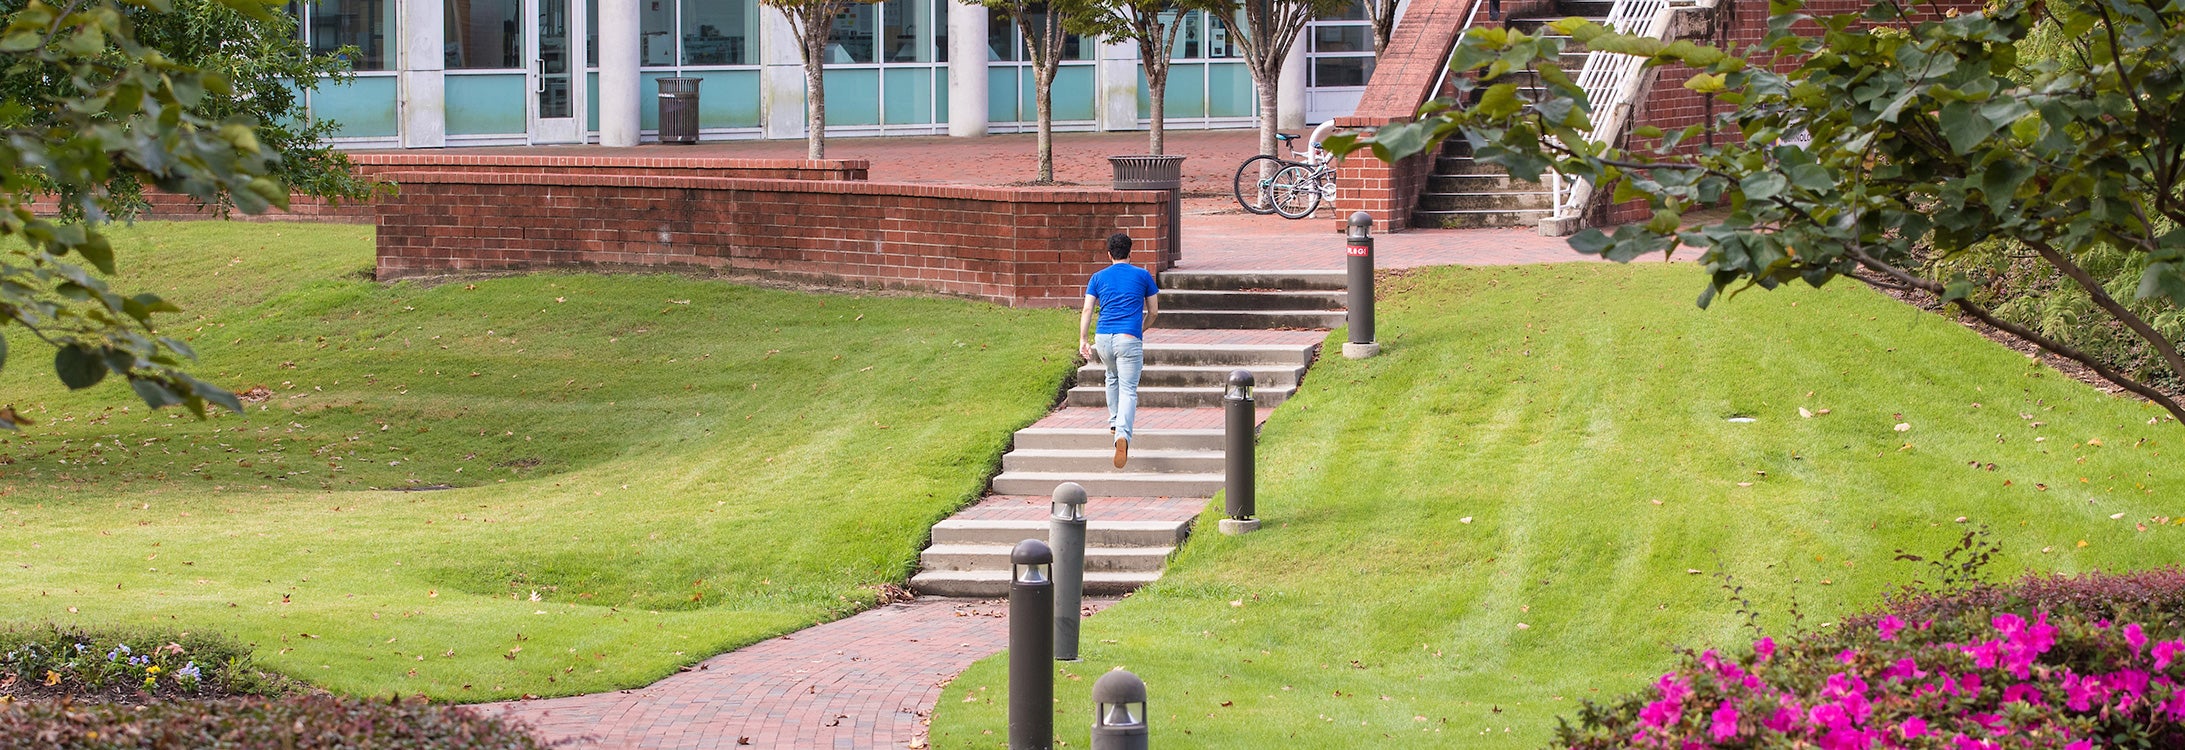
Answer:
[{"xmin": 1550, "ymin": 0, "xmax": 1676, "ymax": 220}]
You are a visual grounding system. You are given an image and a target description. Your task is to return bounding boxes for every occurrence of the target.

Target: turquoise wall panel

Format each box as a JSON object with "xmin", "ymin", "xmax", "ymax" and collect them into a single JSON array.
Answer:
[
  {"xmin": 695, "ymin": 70, "xmax": 762, "ymax": 128},
  {"xmin": 445, "ymin": 74, "xmax": 527, "ymax": 136},
  {"xmin": 1052, "ymin": 65, "xmax": 1094, "ymax": 121},
  {"xmin": 312, "ymin": 75, "xmax": 398, "ymax": 138},
  {"xmin": 882, "ymin": 67, "xmax": 937, "ymax": 125},
  {"xmin": 988, "ymin": 66, "xmax": 1021, "ymax": 122},
  {"xmin": 587, "ymin": 72, "xmax": 600, "ymax": 131},
  {"xmin": 1143, "ymin": 63, "xmax": 1209, "ymax": 120},
  {"xmin": 823, "ymin": 68, "xmax": 881, "ymax": 125},
  {"xmin": 1207, "ymin": 63, "xmax": 1254, "ymax": 118},
  {"xmin": 933, "ymin": 68, "xmax": 949, "ymax": 123}
]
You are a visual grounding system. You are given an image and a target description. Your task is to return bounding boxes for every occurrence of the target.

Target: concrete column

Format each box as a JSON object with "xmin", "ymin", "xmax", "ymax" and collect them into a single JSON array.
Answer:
[
  {"xmin": 1277, "ymin": 33, "xmax": 1307, "ymax": 129},
  {"xmin": 398, "ymin": 0, "xmax": 446, "ymax": 148},
  {"xmin": 1096, "ymin": 37, "xmax": 1138, "ymax": 132},
  {"xmin": 760, "ymin": 4, "xmax": 807, "ymax": 140},
  {"xmin": 947, "ymin": 0, "xmax": 989, "ymax": 137},
  {"xmin": 598, "ymin": 0, "xmax": 642, "ymax": 145}
]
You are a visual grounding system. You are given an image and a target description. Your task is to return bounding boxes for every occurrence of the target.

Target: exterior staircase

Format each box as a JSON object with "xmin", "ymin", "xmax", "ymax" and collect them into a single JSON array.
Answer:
[
  {"xmin": 1411, "ymin": 0, "xmax": 1614, "ymax": 229},
  {"xmin": 908, "ymin": 270, "xmax": 1336, "ymax": 597}
]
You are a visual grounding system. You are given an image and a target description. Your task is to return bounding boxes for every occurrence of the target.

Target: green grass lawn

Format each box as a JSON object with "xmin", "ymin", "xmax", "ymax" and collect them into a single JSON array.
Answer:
[
  {"xmin": 0, "ymin": 222, "xmax": 1075, "ymax": 701},
  {"xmin": 926, "ymin": 262, "xmax": 2185, "ymax": 749}
]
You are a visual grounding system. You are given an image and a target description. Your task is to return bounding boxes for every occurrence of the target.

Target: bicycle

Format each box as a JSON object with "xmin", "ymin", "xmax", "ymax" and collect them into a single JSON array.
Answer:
[{"xmin": 1231, "ymin": 123, "xmax": 1340, "ymax": 219}]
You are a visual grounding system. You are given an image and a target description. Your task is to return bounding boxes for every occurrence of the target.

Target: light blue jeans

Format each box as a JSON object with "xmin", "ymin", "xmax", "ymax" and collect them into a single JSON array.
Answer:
[{"xmin": 1094, "ymin": 333, "xmax": 1144, "ymax": 442}]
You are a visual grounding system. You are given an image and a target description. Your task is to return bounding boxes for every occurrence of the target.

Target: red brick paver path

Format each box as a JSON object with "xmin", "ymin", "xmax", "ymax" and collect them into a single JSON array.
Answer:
[{"xmin": 488, "ymin": 597, "xmax": 1112, "ymax": 749}]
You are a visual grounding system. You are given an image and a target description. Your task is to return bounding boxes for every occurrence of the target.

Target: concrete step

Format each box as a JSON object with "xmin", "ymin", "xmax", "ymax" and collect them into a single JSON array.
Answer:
[
  {"xmin": 992, "ymin": 471, "xmax": 1223, "ymax": 497},
  {"xmin": 1002, "ymin": 448, "xmax": 1223, "ymax": 474},
  {"xmin": 919, "ymin": 543, "xmax": 1176, "ymax": 573},
  {"xmin": 1158, "ymin": 270, "xmax": 1347, "ymax": 292},
  {"xmin": 1012, "ymin": 427, "xmax": 1224, "ymax": 452},
  {"xmin": 1433, "ymin": 156, "xmax": 1506, "ymax": 176},
  {"xmin": 1426, "ymin": 173, "xmax": 1529, "ymax": 193},
  {"xmin": 931, "ymin": 518, "xmax": 1191, "ymax": 547},
  {"xmin": 1412, "ymin": 208, "xmax": 1557, "ymax": 229},
  {"xmin": 1076, "ymin": 363, "xmax": 1306, "ymax": 390},
  {"xmin": 1417, "ymin": 191, "xmax": 1556, "ymax": 212},
  {"xmin": 1161, "ymin": 288, "xmax": 1345, "ymax": 312},
  {"xmin": 1160, "ymin": 310, "xmax": 1347, "ymax": 330},
  {"xmin": 910, "ymin": 569, "xmax": 1162, "ymax": 598},
  {"xmin": 1140, "ymin": 341, "xmax": 1319, "ymax": 368},
  {"xmin": 1066, "ymin": 384, "xmax": 1295, "ymax": 409}
]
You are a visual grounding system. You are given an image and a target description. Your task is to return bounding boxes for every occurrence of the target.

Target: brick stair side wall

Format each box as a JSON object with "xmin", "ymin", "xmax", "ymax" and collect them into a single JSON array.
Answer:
[{"xmin": 373, "ymin": 171, "xmax": 1173, "ymax": 308}]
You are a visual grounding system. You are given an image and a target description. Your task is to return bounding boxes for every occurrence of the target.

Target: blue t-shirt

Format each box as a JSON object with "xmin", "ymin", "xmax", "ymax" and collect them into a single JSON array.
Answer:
[{"xmin": 1087, "ymin": 263, "xmax": 1160, "ymax": 338}]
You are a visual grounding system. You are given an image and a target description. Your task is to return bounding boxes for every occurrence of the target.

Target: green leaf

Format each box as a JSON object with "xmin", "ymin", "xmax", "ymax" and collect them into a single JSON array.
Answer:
[
  {"xmin": 55, "ymin": 346, "xmax": 108, "ymax": 390},
  {"xmin": 0, "ymin": 31, "xmax": 40, "ymax": 52},
  {"xmin": 1939, "ymin": 101, "xmax": 1995, "ymax": 155},
  {"xmin": 75, "ymin": 233, "xmax": 117, "ymax": 275},
  {"xmin": 1741, "ymin": 172, "xmax": 1788, "ymax": 201},
  {"xmin": 1568, "ymin": 228, "xmax": 1613, "ymax": 257},
  {"xmin": 1367, "ymin": 121, "xmax": 1435, "ymax": 162},
  {"xmin": 1475, "ymin": 83, "xmax": 1522, "ymax": 118},
  {"xmin": 131, "ymin": 378, "xmax": 185, "ymax": 409}
]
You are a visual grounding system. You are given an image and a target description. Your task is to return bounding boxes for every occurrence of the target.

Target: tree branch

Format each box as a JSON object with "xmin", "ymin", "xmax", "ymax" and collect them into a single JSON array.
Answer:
[{"xmin": 2022, "ymin": 235, "xmax": 2185, "ymax": 386}]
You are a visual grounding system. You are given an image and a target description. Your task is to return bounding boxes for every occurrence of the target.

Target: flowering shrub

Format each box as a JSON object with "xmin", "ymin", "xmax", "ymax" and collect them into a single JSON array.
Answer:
[
  {"xmin": 1556, "ymin": 570, "xmax": 2185, "ymax": 749},
  {"xmin": 0, "ymin": 624, "xmax": 283, "ymax": 703},
  {"xmin": 0, "ymin": 694, "xmax": 553, "ymax": 749}
]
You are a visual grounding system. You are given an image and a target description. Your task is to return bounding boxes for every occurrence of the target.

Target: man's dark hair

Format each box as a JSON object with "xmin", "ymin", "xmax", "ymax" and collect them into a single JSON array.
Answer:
[{"xmin": 1106, "ymin": 233, "xmax": 1132, "ymax": 260}]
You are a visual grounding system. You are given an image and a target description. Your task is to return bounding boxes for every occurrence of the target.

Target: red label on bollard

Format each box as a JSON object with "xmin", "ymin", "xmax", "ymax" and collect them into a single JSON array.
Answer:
[{"xmin": 1346, "ymin": 244, "xmax": 1369, "ymax": 257}]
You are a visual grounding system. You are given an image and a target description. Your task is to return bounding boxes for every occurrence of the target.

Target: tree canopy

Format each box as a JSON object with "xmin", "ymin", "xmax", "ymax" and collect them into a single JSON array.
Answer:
[
  {"xmin": 1338, "ymin": 0, "xmax": 2185, "ymax": 421},
  {"xmin": 0, "ymin": 0, "xmax": 355, "ymax": 427}
]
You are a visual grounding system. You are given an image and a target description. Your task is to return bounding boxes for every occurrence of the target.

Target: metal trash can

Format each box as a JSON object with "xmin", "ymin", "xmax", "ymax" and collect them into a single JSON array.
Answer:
[
  {"xmin": 656, "ymin": 77, "xmax": 700, "ymax": 144},
  {"xmin": 1108, "ymin": 155, "xmax": 1186, "ymax": 265}
]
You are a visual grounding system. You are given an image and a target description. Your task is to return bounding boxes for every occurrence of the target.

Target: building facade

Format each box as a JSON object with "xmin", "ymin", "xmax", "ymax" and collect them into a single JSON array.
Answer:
[{"xmin": 290, "ymin": 0, "xmax": 1390, "ymax": 148}]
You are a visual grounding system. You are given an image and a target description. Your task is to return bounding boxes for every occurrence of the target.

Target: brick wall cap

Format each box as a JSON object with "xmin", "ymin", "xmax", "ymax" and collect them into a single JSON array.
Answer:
[
  {"xmin": 351, "ymin": 153, "xmax": 871, "ymax": 172},
  {"xmin": 373, "ymin": 170, "xmax": 1165, "ymax": 204}
]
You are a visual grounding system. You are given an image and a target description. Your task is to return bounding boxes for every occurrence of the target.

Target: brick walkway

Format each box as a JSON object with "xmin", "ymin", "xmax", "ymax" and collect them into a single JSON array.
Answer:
[{"xmin": 488, "ymin": 597, "xmax": 1112, "ymax": 749}]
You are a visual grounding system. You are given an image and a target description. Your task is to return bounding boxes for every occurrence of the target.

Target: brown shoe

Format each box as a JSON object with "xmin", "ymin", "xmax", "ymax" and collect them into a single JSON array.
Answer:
[{"xmin": 1113, "ymin": 437, "xmax": 1129, "ymax": 469}]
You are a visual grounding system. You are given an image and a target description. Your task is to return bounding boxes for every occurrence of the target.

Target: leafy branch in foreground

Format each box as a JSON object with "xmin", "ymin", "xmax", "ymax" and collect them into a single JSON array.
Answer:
[
  {"xmin": 0, "ymin": 0, "xmax": 319, "ymax": 427},
  {"xmin": 1330, "ymin": 0, "xmax": 2185, "ymax": 422}
]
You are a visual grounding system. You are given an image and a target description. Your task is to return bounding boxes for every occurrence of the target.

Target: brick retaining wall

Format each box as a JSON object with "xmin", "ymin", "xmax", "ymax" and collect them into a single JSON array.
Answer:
[{"xmin": 374, "ymin": 171, "xmax": 1174, "ymax": 308}]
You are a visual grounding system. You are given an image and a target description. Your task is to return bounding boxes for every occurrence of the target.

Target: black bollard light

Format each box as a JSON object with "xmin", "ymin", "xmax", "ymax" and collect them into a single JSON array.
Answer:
[
  {"xmin": 1219, "ymin": 370, "xmax": 1259, "ymax": 535},
  {"xmin": 1009, "ymin": 539, "xmax": 1055, "ymax": 750},
  {"xmin": 1090, "ymin": 669, "xmax": 1149, "ymax": 750},
  {"xmin": 1344, "ymin": 211, "xmax": 1380, "ymax": 359},
  {"xmin": 1051, "ymin": 482, "xmax": 1088, "ymax": 661}
]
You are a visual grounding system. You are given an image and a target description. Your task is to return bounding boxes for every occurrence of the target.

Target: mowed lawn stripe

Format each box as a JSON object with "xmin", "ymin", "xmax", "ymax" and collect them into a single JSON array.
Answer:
[
  {"xmin": 0, "ymin": 222, "xmax": 1075, "ymax": 701},
  {"xmin": 927, "ymin": 262, "xmax": 2185, "ymax": 749}
]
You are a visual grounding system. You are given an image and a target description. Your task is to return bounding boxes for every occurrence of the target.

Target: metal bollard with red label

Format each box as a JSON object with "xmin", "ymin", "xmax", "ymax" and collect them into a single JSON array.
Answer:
[{"xmin": 1344, "ymin": 212, "xmax": 1379, "ymax": 358}]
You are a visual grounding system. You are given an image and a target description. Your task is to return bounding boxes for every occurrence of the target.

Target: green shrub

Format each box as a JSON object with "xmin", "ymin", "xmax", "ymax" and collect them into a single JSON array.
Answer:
[{"xmin": 0, "ymin": 695, "xmax": 552, "ymax": 749}]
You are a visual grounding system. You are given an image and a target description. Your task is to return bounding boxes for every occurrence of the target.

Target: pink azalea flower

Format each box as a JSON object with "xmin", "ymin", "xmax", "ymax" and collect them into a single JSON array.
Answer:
[
  {"xmin": 2126, "ymin": 622, "xmax": 2148, "ymax": 657},
  {"xmin": 2065, "ymin": 742, "xmax": 2091, "ymax": 750},
  {"xmin": 1899, "ymin": 716, "xmax": 1927, "ymax": 739},
  {"xmin": 1754, "ymin": 637, "xmax": 1776, "ymax": 662},
  {"xmin": 2001, "ymin": 682, "xmax": 2044, "ymax": 706},
  {"xmin": 1877, "ymin": 615, "xmax": 1905, "ymax": 642},
  {"xmin": 1709, "ymin": 700, "xmax": 1740, "ymax": 741},
  {"xmin": 2155, "ymin": 640, "xmax": 2183, "ymax": 671},
  {"xmin": 1838, "ymin": 648, "xmax": 1859, "ymax": 665}
]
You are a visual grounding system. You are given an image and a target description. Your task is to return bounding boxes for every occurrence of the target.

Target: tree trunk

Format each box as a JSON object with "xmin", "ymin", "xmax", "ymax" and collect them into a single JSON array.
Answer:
[
  {"xmin": 1149, "ymin": 78, "xmax": 1166, "ymax": 155},
  {"xmin": 1257, "ymin": 78, "xmax": 1279, "ymax": 157},
  {"xmin": 805, "ymin": 44, "xmax": 826, "ymax": 159},
  {"xmin": 1036, "ymin": 66, "xmax": 1055, "ymax": 182}
]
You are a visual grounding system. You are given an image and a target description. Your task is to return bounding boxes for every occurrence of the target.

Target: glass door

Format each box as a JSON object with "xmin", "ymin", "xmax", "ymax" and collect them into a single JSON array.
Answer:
[
  {"xmin": 526, "ymin": 0, "xmax": 586, "ymax": 143},
  {"xmin": 1303, "ymin": 0, "xmax": 1374, "ymax": 124}
]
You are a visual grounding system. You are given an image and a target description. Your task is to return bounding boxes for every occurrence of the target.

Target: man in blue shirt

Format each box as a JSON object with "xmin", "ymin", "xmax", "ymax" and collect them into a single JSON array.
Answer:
[{"xmin": 1079, "ymin": 233, "xmax": 1160, "ymax": 468}]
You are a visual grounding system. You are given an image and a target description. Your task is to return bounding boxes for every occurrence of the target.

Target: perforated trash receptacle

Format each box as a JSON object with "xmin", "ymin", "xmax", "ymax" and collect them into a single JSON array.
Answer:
[
  {"xmin": 1108, "ymin": 155, "xmax": 1186, "ymax": 265},
  {"xmin": 1108, "ymin": 155, "xmax": 1186, "ymax": 190},
  {"xmin": 657, "ymin": 77, "xmax": 700, "ymax": 144}
]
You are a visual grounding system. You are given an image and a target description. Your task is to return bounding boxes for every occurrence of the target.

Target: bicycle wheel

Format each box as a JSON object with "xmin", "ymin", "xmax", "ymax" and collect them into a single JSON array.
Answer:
[
  {"xmin": 1270, "ymin": 164, "xmax": 1322, "ymax": 219},
  {"xmin": 1232, "ymin": 155, "xmax": 1288, "ymax": 215}
]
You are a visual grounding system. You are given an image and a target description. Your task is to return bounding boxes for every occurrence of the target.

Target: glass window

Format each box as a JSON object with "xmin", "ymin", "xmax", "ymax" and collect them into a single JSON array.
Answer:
[
  {"xmin": 987, "ymin": 6, "xmax": 1092, "ymax": 63},
  {"xmin": 683, "ymin": 0, "xmax": 755, "ymax": 65},
  {"xmin": 304, "ymin": 0, "xmax": 395, "ymax": 71},
  {"xmin": 447, "ymin": 0, "xmax": 522, "ymax": 69},
  {"xmin": 1311, "ymin": 25, "xmax": 1369, "ymax": 53},
  {"xmin": 882, "ymin": 0, "xmax": 925, "ymax": 62},
  {"xmin": 1331, "ymin": 0, "xmax": 1368, "ymax": 21},
  {"xmin": 1207, "ymin": 14, "xmax": 1239, "ymax": 58},
  {"xmin": 1311, "ymin": 56, "xmax": 1374, "ymax": 87},
  {"xmin": 829, "ymin": 3, "xmax": 877, "ymax": 63},
  {"xmin": 640, "ymin": 1, "xmax": 674, "ymax": 65}
]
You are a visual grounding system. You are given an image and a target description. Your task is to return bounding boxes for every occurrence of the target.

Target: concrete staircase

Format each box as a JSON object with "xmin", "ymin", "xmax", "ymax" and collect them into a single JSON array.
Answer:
[
  {"xmin": 908, "ymin": 270, "xmax": 1334, "ymax": 598},
  {"xmin": 1412, "ymin": 0, "xmax": 1610, "ymax": 229}
]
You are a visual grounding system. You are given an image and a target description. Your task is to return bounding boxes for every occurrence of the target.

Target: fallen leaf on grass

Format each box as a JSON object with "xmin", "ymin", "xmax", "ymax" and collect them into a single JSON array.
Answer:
[{"xmin": 1799, "ymin": 407, "xmax": 1813, "ymax": 419}]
